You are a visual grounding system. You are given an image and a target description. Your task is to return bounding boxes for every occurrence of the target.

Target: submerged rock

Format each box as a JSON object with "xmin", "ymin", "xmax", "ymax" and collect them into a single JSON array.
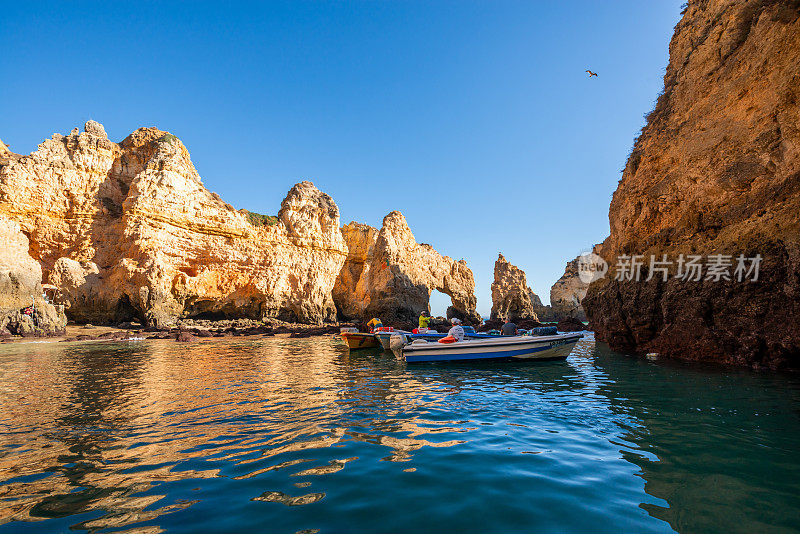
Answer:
[{"xmin": 175, "ymin": 331, "xmax": 197, "ymax": 342}]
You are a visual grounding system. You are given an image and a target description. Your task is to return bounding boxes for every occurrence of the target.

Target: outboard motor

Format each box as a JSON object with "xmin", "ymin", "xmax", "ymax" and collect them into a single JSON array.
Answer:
[{"xmin": 389, "ymin": 333, "xmax": 406, "ymax": 359}]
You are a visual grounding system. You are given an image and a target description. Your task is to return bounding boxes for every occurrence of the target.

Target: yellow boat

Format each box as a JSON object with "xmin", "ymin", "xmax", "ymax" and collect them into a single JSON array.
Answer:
[{"xmin": 341, "ymin": 331, "xmax": 380, "ymax": 350}]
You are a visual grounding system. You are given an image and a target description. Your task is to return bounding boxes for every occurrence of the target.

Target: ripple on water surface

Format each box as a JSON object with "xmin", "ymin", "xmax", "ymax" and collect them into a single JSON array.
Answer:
[{"xmin": 0, "ymin": 334, "xmax": 799, "ymax": 533}]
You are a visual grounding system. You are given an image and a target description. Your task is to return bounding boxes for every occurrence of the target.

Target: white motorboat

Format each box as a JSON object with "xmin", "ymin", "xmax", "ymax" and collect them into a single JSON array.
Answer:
[{"xmin": 391, "ymin": 332, "xmax": 583, "ymax": 363}]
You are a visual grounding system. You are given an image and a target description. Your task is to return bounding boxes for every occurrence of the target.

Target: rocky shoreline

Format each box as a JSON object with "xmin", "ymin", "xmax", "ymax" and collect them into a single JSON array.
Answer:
[{"xmin": 0, "ymin": 319, "xmax": 353, "ymax": 345}]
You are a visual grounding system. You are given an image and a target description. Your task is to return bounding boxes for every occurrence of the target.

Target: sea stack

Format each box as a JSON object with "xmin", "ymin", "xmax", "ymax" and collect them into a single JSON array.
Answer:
[{"xmin": 489, "ymin": 253, "xmax": 543, "ymax": 322}]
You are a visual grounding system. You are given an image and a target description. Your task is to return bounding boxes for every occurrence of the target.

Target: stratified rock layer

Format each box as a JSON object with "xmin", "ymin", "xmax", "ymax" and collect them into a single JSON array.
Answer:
[
  {"xmin": 0, "ymin": 122, "xmax": 347, "ymax": 326},
  {"xmin": 583, "ymin": 0, "xmax": 800, "ymax": 368},
  {"xmin": 490, "ymin": 254, "xmax": 541, "ymax": 322},
  {"xmin": 333, "ymin": 212, "xmax": 479, "ymax": 325}
]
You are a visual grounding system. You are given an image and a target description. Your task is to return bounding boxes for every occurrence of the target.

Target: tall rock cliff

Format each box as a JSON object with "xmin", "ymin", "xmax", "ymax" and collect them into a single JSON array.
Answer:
[
  {"xmin": 583, "ymin": 0, "xmax": 800, "ymax": 368},
  {"xmin": 0, "ymin": 122, "xmax": 348, "ymax": 327},
  {"xmin": 550, "ymin": 256, "xmax": 589, "ymax": 322},
  {"xmin": 490, "ymin": 254, "xmax": 543, "ymax": 322},
  {"xmin": 333, "ymin": 212, "xmax": 479, "ymax": 325}
]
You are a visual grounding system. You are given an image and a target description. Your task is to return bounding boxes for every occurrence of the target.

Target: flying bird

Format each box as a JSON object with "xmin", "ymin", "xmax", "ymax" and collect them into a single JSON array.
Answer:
[{"xmin": 585, "ymin": 69, "xmax": 598, "ymax": 77}]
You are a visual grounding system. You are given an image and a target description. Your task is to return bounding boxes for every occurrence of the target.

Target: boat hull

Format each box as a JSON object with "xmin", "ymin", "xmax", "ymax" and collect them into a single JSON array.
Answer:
[
  {"xmin": 402, "ymin": 333, "xmax": 582, "ymax": 363},
  {"xmin": 341, "ymin": 332, "xmax": 380, "ymax": 350}
]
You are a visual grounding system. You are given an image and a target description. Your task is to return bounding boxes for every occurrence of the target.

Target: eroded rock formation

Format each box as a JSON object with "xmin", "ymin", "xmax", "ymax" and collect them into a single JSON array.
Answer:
[
  {"xmin": 490, "ymin": 254, "xmax": 542, "ymax": 322},
  {"xmin": 583, "ymin": 0, "xmax": 800, "ymax": 368},
  {"xmin": 550, "ymin": 256, "xmax": 588, "ymax": 322},
  {"xmin": 0, "ymin": 215, "xmax": 66, "ymax": 335},
  {"xmin": 0, "ymin": 122, "xmax": 348, "ymax": 327},
  {"xmin": 333, "ymin": 212, "xmax": 479, "ymax": 325}
]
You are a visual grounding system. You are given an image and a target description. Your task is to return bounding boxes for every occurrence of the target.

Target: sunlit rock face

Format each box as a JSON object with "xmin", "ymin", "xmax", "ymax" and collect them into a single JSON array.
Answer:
[
  {"xmin": 549, "ymin": 256, "xmax": 588, "ymax": 322},
  {"xmin": 583, "ymin": 0, "xmax": 800, "ymax": 368},
  {"xmin": 489, "ymin": 254, "xmax": 541, "ymax": 322},
  {"xmin": 0, "ymin": 215, "xmax": 66, "ymax": 335},
  {"xmin": 334, "ymin": 212, "xmax": 479, "ymax": 325},
  {"xmin": 0, "ymin": 122, "xmax": 347, "ymax": 326}
]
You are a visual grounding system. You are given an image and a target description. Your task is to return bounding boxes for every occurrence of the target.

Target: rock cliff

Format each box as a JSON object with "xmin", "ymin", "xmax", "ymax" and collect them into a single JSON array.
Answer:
[
  {"xmin": 550, "ymin": 256, "xmax": 588, "ymax": 322},
  {"xmin": 0, "ymin": 215, "xmax": 66, "ymax": 336},
  {"xmin": 489, "ymin": 254, "xmax": 542, "ymax": 322},
  {"xmin": 583, "ymin": 0, "xmax": 800, "ymax": 368},
  {"xmin": 333, "ymin": 212, "xmax": 480, "ymax": 325},
  {"xmin": 0, "ymin": 122, "xmax": 348, "ymax": 327}
]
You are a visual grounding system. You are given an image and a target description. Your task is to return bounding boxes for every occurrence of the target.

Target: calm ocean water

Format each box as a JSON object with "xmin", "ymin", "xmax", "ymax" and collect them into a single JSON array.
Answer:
[{"xmin": 0, "ymin": 334, "xmax": 798, "ymax": 533}]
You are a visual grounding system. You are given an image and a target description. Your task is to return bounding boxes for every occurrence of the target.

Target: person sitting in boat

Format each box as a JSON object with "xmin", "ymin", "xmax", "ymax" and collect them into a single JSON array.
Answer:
[
  {"xmin": 366, "ymin": 317, "xmax": 383, "ymax": 333},
  {"xmin": 418, "ymin": 311, "xmax": 431, "ymax": 329},
  {"xmin": 448, "ymin": 318, "xmax": 465, "ymax": 342},
  {"xmin": 501, "ymin": 319, "xmax": 518, "ymax": 336}
]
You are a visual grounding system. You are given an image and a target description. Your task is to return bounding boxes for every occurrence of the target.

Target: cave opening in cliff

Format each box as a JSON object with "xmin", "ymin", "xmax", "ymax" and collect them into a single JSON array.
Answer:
[
  {"xmin": 113, "ymin": 294, "xmax": 140, "ymax": 324},
  {"xmin": 192, "ymin": 310, "xmax": 229, "ymax": 321}
]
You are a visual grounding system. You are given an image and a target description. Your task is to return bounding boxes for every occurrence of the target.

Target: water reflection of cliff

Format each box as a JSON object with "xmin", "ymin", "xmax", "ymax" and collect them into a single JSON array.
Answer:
[
  {"xmin": 586, "ymin": 338, "xmax": 800, "ymax": 533},
  {"xmin": 0, "ymin": 338, "xmax": 467, "ymax": 531}
]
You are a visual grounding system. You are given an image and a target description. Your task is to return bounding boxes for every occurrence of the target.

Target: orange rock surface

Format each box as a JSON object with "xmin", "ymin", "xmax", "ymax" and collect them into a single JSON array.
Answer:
[
  {"xmin": 584, "ymin": 0, "xmax": 800, "ymax": 368},
  {"xmin": 0, "ymin": 123, "xmax": 347, "ymax": 326}
]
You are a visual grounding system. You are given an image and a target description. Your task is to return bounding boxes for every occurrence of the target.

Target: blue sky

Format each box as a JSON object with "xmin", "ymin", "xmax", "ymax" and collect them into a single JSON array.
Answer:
[{"xmin": 1, "ymin": 1, "xmax": 683, "ymax": 317}]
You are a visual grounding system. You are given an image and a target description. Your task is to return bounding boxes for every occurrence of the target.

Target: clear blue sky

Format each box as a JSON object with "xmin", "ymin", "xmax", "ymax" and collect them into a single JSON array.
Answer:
[{"xmin": 1, "ymin": 1, "xmax": 682, "ymax": 317}]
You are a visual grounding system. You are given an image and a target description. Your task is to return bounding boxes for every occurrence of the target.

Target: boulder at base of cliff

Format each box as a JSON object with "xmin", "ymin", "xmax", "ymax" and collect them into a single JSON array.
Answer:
[
  {"xmin": 175, "ymin": 331, "xmax": 198, "ymax": 342},
  {"xmin": 557, "ymin": 317, "xmax": 586, "ymax": 332},
  {"xmin": 0, "ymin": 215, "xmax": 67, "ymax": 336}
]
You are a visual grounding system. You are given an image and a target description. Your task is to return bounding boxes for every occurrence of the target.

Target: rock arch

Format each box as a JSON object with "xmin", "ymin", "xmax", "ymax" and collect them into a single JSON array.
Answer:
[{"xmin": 333, "ymin": 211, "xmax": 479, "ymax": 326}]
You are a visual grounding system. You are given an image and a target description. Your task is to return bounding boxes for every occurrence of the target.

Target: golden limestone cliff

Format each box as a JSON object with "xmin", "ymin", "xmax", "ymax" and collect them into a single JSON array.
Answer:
[
  {"xmin": 0, "ymin": 122, "xmax": 479, "ymax": 331},
  {"xmin": 0, "ymin": 214, "xmax": 67, "ymax": 336},
  {"xmin": 583, "ymin": 0, "xmax": 800, "ymax": 368},
  {"xmin": 0, "ymin": 122, "xmax": 348, "ymax": 327},
  {"xmin": 333, "ymin": 212, "xmax": 479, "ymax": 326},
  {"xmin": 549, "ymin": 256, "xmax": 588, "ymax": 322},
  {"xmin": 489, "ymin": 254, "xmax": 541, "ymax": 322}
]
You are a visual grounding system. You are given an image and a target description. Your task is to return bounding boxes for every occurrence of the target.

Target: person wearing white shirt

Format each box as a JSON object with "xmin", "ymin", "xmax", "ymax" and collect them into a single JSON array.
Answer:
[{"xmin": 447, "ymin": 318, "xmax": 465, "ymax": 342}]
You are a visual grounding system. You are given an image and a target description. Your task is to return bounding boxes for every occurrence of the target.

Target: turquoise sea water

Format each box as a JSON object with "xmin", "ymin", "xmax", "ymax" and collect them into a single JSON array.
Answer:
[{"xmin": 0, "ymin": 334, "xmax": 798, "ymax": 533}]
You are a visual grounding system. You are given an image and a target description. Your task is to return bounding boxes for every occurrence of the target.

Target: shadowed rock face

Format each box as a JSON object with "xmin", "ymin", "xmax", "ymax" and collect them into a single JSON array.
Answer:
[
  {"xmin": 333, "ymin": 212, "xmax": 480, "ymax": 325},
  {"xmin": 0, "ymin": 122, "xmax": 348, "ymax": 327},
  {"xmin": 490, "ymin": 254, "xmax": 541, "ymax": 322},
  {"xmin": 583, "ymin": 0, "xmax": 800, "ymax": 368}
]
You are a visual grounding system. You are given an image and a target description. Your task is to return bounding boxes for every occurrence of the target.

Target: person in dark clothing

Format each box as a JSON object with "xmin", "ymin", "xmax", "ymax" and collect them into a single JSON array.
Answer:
[{"xmin": 501, "ymin": 320, "xmax": 518, "ymax": 336}]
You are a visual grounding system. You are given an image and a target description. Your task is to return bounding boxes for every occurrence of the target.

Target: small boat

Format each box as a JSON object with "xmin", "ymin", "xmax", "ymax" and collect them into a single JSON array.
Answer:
[
  {"xmin": 376, "ymin": 326, "xmax": 496, "ymax": 350},
  {"xmin": 340, "ymin": 330, "xmax": 380, "ymax": 350},
  {"xmin": 392, "ymin": 332, "xmax": 583, "ymax": 363}
]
